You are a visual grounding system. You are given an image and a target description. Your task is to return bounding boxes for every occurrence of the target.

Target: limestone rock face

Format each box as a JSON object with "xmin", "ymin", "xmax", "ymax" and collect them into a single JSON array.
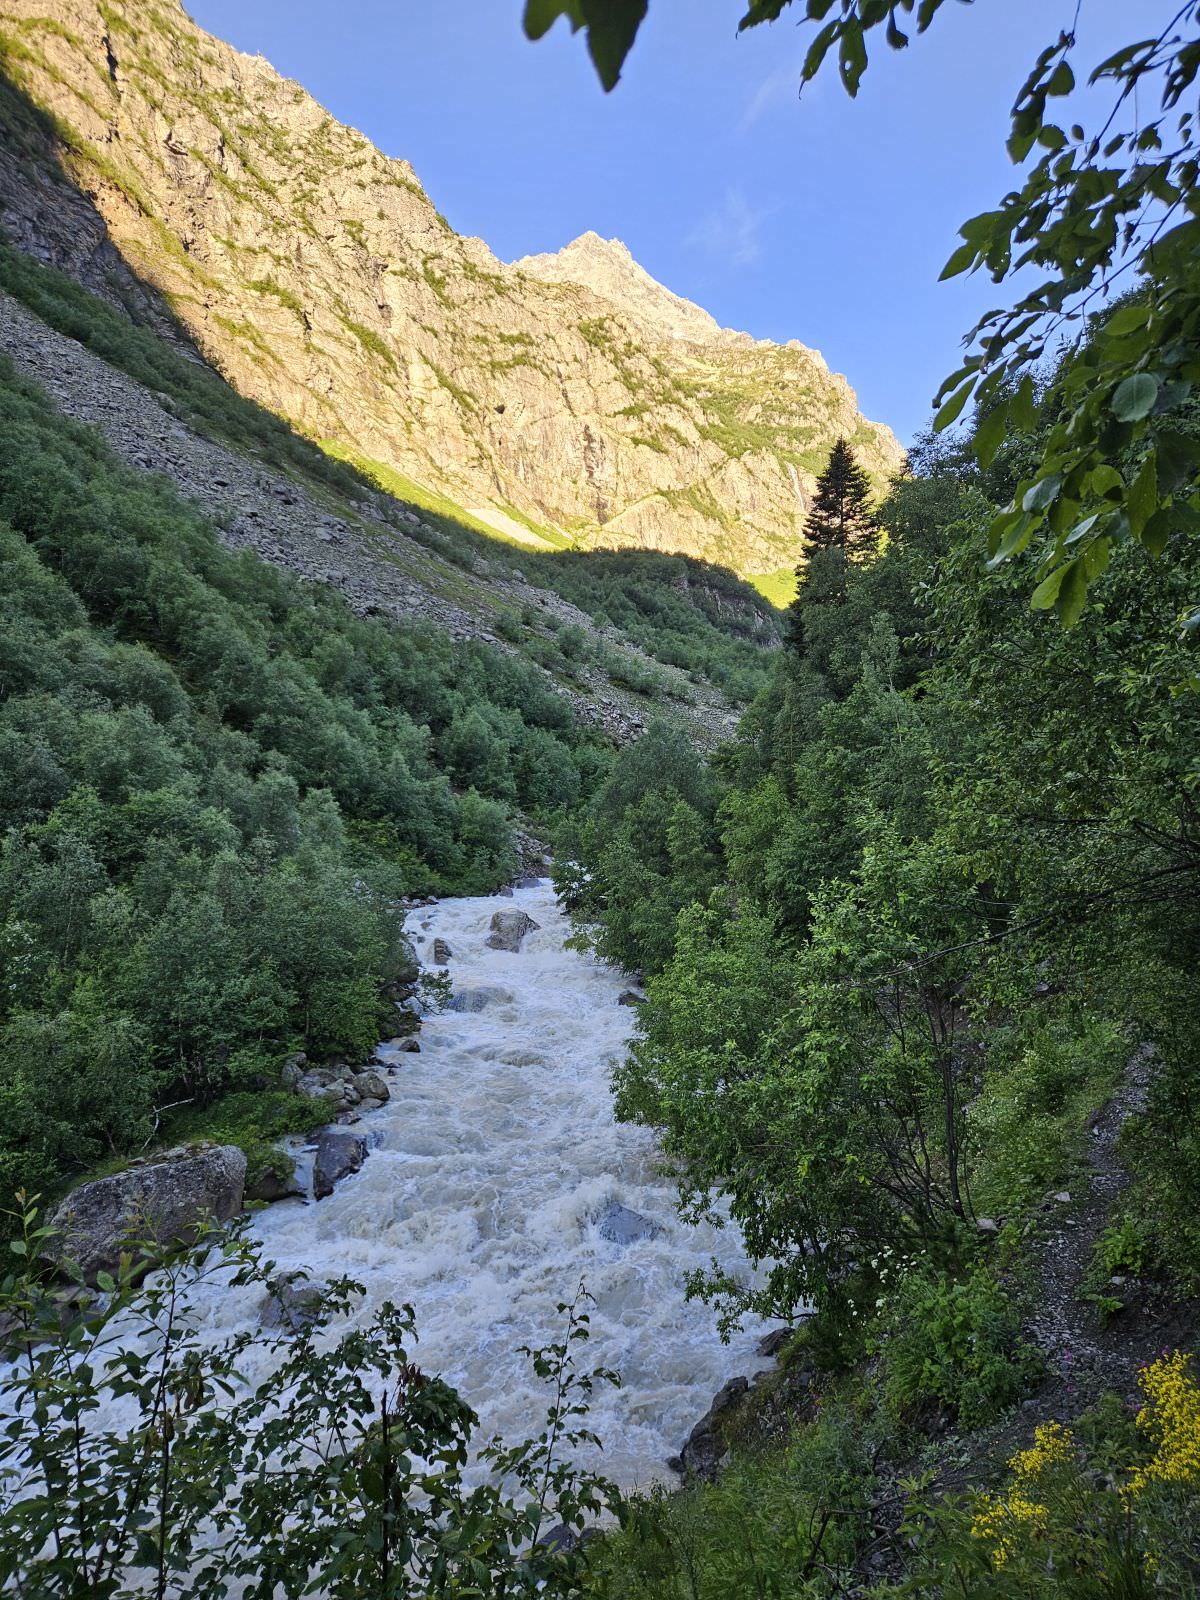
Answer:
[
  {"xmin": 0, "ymin": 0, "xmax": 902, "ymax": 576},
  {"xmin": 49, "ymin": 1144, "xmax": 247, "ymax": 1282}
]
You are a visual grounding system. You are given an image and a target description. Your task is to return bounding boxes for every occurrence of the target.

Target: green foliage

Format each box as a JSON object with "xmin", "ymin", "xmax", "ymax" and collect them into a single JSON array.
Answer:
[
  {"xmin": 0, "ymin": 1198, "xmax": 619, "ymax": 1598},
  {"xmin": 589, "ymin": 1398, "xmax": 876, "ymax": 1599},
  {"xmin": 567, "ymin": 298, "xmax": 1200, "ymax": 1600},
  {"xmin": 969, "ymin": 1015, "xmax": 1127, "ymax": 1215},
  {"xmin": 888, "ymin": 1367, "xmax": 1200, "ymax": 1597},
  {"xmin": 540, "ymin": 550, "xmax": 776, "ymax": 701},
  {"xmin": 879, "ymin": 1265, "xmax": 1041, "ymax": 1429},
  {"xmin": 0, "ymin": 354, "xmax": 598, "ymax": 1204},
  {"xmin": 793, "ymin": 436, "xmax": 878, "ymax": 563},
  {"xmin": 555, "ymin": 724, "xmax": 719, "ymax": 974}
]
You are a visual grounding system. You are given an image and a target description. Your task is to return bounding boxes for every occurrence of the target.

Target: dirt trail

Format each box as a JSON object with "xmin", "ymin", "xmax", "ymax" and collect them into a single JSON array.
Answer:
[{"xmin": 1027, "ymin": 1046, "xmax": 1196, "ymax": 1412}]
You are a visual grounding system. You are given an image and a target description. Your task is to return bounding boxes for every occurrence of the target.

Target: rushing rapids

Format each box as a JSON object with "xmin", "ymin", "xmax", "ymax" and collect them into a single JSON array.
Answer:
[{"xmin": 171, "ymin": 880, "xmax": 768, "ymax": 1488}]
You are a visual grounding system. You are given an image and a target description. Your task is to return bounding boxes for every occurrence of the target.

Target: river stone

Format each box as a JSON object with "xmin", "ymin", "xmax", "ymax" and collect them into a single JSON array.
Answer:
[
  {"xmin": 259, "ymin": 1272, "xmax": 323, "ymax": 1334},
  {"xmin": 296, "ymin": 1065, "xmax": 362, "ymax": 1113},
  {"xmin": 351, "ymin": 1068, "xmax": 390, "ymax": 1104},
  {"xmin": 245, "ymin": 1157, "xmax": 304, "ymax": 1204},
  {"xmin": 432, "ymin": 937, "xmax": 452, "ymax": 964},
  {"xmin": 49, "ymin": 1145, "xmax": 247, "ymax": 1283},
  {"xmin": 449, "ymin": 984, "xmax": 514, "ymax": 1012},
  {"xmin": 756, "ymin": 1327, "xmax": 793, "ymax": 1358},
  {"xmin": 485, "ymin": 909, "xmax": 540, "ymax": 952},
  {"xmin": 618, "ymin": 989, "xmax": 646, "ymax": 1006},
  {"xmin": 596, "ymin": 1202, "xmax": 661, "ymax": 1245},
  {"xmin": 280, "ymin": 1051, "xmax": 307, "ymax": 1087},
  {"xmin": 313, "ymin": 1127, "xmax": 369, "ymax": 1200}
]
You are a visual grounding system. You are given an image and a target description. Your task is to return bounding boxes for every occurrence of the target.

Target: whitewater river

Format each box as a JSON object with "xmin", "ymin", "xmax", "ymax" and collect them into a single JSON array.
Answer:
[{"xmin": 158, "ymin": 880, "xmax": 769, "ymax": 1489}]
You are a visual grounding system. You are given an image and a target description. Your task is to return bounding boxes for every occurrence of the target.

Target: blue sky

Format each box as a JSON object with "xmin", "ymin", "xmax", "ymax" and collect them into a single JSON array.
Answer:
[{"xmin": 189, "ymin": 0, "xmax": 1166, "ymax": 445}]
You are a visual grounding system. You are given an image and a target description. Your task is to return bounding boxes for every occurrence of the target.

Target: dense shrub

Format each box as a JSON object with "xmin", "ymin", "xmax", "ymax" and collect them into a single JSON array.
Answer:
[{"xmin": 0, "ymin": 357, "xmax": 599, "ymax": 1202}]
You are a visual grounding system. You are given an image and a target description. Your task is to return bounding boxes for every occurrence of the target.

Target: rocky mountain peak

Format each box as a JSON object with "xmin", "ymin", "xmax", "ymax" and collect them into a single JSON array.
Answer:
[
  {"xmin": 514, "ymin": 231, "xmax": 728, "ymax": 346},
  {"xmin": 0, "ymin": 0, "xmax": 904, "ymax": 575}
]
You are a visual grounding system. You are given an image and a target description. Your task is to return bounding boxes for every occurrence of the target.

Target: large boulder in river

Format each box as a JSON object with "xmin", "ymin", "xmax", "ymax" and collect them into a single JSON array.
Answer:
[
  {"xmin": 313, "ymin": 1127, "xmax": 368, "ymax": 1200},
  {"xmin": 485, "ymin": 909, "xmax": 540, "ymax": 952},
  {"xmin": 449, "ymin": 984, "xmax": 514, "ymax": 1013},
  {"xmin": 596, "ymin": 1201, "xmax": 661, "ymax": 1245},
  {"xmin": 432, "ymin": 937, "xmax": 453, "ymax": 965},
  {"xmin": 49, "ymin": 1145, "xmax": 247, "ymax": 1283},
  {"xmin": 259, "ymin": 1272, "xmax": 324, "ymax": 1334}
]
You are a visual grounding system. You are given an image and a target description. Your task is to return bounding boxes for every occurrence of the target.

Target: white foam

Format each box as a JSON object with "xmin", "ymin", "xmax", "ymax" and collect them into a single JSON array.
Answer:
[{"xmin": 92, "ymin": 882, "xmax": 770, "ymax": 1491}]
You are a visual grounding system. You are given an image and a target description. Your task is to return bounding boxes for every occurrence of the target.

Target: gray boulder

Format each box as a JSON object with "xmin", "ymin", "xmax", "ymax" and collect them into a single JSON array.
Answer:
[
  {"xmin": 677, "ymin": 1377, "xmax": 750, "ymax": 1479},
  {"xmin": 485, "ymin": 909, "xmax": 540, "ymax": 952},
  {"xmin": 295, "ymin": 1064, "xmax": 366, "ymax": 1115},
  {"xmin": 259, "ymin": 1272, "xmax": 323, "ymax": 1334},
  {"xmin": 432, "ymin": 937, "xmax": 452, "ymax": 964},
  {"xmin": 449, "ymin": 984, "xmax": 514, "ymax": 1013},
  {"xmin": 280, "ymin": 1052, "xmax": 307, "ymax": 1087},
  {"xmin": 350, "ymin": 1068, "xmax": 390, "ymax": 1104},
  {"xmin": 618, "ymin": 990, "xmax": 646, "ymax": 1006},
  {"xmin": 49, "ymin": 1145, "xmax": 247, "ymax": 1283},
  {"xmin": 756, "ymin": 1327, "xmax": 793, "ymax": 1358},
  {"xmin": 245, "ymin": 1157, "xmax": 304, "ymax": 1204},
  {"xmin": 313, "ymin": 1127, "xmax": 368, "ymax": 1200},
  {"xmin": 596, "ymin": 1201, "xmax": 661, "ymax": 1245}
]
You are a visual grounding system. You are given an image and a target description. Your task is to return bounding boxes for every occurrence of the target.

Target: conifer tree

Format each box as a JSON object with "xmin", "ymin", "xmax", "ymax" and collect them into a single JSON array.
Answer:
[{"xmin": 802, "ymin": 437, "xmax": 877, "ymax": 558}]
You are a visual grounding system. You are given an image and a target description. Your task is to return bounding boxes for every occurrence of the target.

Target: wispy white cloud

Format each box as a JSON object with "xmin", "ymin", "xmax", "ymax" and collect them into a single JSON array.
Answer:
[
  {"xmin": 686, "ymin": 188, "xmax": 771, "ymax": 268},
  {"xmin": 740, "ymin": 61, "xmax": 803, "ymax": 132}
]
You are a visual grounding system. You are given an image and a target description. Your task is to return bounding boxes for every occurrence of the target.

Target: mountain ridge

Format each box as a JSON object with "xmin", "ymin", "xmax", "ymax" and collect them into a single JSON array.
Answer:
[{"xmin": 0, "ymin": 0, "xmax": 903, "ymax": 574}]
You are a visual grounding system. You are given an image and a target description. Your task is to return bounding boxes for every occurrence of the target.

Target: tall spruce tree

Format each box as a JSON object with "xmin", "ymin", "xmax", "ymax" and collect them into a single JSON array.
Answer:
[
  {"xmin": 785, "ymin": 439, "xmax": 878, "ymax": 653},
  {"xmin": 802, "ymin": 438, "xmax": 877, "ymax": 558}
]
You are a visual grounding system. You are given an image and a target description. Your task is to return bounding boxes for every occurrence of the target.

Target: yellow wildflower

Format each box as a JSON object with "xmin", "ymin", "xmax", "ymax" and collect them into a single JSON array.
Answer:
[
  {"xmin": 1127, "ymin": 1350, "xmax": 1200, "ymax": 1499},
  {"xmin": 970, "ymin": 1426, "xmax": 1072, "ymax": 1568},
  {"xmin": 1009, "ymin": 1419, "xmax": 1075, "ymax": 1484},
  {"xmin": 970, "ymin": 1487, "xmax": 1049, "ymax": 1568}
]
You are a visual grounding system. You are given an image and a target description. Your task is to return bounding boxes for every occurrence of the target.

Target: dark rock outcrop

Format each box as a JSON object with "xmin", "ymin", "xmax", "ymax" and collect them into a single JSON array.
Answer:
[
  {"xmin": 259, "ymin": 1272, "xmax": 324, "ymax": 1333},
  {"xmin": 676, "ymin": 1376, "xmax": 750, "ymax": 1479},
  {"xmin": 313, "ymin": 1127, "xmax": 368, "ymax": 1200}
]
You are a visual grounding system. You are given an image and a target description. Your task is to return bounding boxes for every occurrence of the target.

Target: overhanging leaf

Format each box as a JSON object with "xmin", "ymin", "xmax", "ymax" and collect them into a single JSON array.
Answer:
[
  {"xmin": 523, "ymin": 0, "xmax": 582, "ymax": 41},
  {"xmin": 1127, "ymin": 452, "xmax": 1158, "ymax": 536},
  {"xmin": 1030, "ymin": 562, "xmax": 1070, "ymax": 610},
  {"xmin": 580, "ymin": 0, "xmax": 649, "ymax": 90},
  {"xmin": 1022, "ymin": 473, "xmax": 1062, "ymax": 514},
  {"xmin": 1056, "ymin": 558, "xmax": 1088, "ymax": 627},
  {"xmin": 1111, "ymin": 372, "xmax": 1159, "ymax": 422},
  {"xmin": 933, "ymin": 377, "xmax": 976, "ymax": 431}
]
